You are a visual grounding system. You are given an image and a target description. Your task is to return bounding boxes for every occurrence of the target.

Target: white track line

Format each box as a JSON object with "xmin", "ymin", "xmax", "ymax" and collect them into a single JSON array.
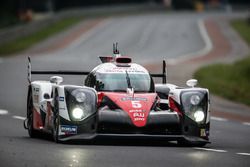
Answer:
[
  {"xmin": 66, "ymin": 19, "xmax": 112, "ymax": 51},
  {"xmin": 236, "ymin": 153, "xmax": 250, "ymax": 156},
  {"xmin": 211, "ymin": 116, "xmax": 228, "ymax": 122},
  {"xmin": 194, "ymin": 147, "xmax": 227, "ymax": 153},
  {"xmin": 168, "ymin": 19, "xmax": 213, "ymax": 65},
  {"xmin": 242, "ymin": 122, "xmax": 250, "ymax": 126},
  {"xmin": 12, "ymin": 115, "xmax": 26, "ymax": 120},
  {"xmin": 0, "ymin": 109, "xmax": 8, "ymax": 115}
]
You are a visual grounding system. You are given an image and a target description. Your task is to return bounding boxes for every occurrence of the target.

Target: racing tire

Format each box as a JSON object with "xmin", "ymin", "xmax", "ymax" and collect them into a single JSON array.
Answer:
[
  {"xmin": 27, "ymin": 87, "xmax": 40, "ymax": 138},
  {"xmin": 53, "ymin": 113, "xmax": 60, "ymax": 143},
  {"xmin": 177, "ymin": 139, "xmax": 207, "ymax": 147},
  {"xmin": 52, "ymin": 90, "xmax": 61, "ymax": 143}
]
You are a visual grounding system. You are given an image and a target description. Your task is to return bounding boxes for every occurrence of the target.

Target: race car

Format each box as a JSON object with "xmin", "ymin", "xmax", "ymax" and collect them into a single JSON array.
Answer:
[{"xmin": 24, "ymin": 44, "xmax": 210, "ymax": 146}]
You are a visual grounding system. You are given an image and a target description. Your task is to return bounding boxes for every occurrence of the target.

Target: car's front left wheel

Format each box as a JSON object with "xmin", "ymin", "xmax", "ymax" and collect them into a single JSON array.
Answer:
[
  {"xmin": 27, "ymin": 87, "xmax": 39, "ymax": 138},
  {"xmin": 52, "ymin": 90, "xmax": 61, "ymax": 143}
]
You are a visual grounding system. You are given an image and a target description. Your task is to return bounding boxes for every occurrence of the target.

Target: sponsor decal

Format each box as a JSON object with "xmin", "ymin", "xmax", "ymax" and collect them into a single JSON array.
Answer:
[
  {"xmin": 35, "ymin": 88, "xmax": 39, "ymax": 92},
  {"xmin": 104, "ymin": 67, "xmax": 146, "ymax": 73},
  {"xmin": 129, "ymin": 109, "xmax": 146, "ymax": 121},
  {"xmin": 121, "ymin": 97, "xmax": 147, "ymax": 101},
  {"xmin": 106, "ymin": 93, "xmax": 156, "ymax": 127},
  {"xmin": 60, "ymin": 125, "xmax": 77, "ymax": 135},
  {"xmin": 200, "ymin": 129, "xmax": 206, "ymax": 137},
  {"xmin": 59, "ymin": 96, "xmax": 64, "ymax": 101}
]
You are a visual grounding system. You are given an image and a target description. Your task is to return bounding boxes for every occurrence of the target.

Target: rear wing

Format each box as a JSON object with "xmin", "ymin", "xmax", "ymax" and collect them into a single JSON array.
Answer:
[
  {"xmin": 27, "ymin": 57, "xmax": 90, "ymax": 83},
  {"xmin": 28, "ymin": 57, "xmax": 167, "ymax": 84},
  {"xmin": 150, "ymin": 60, "xmax": 167, "ymax": 84}
]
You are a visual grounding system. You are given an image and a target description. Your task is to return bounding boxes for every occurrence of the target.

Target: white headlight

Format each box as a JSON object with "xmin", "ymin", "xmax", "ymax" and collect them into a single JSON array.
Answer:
[
  {"xmin": 75, "ymin": 92, "xmax": 86, "ymax": 103},
  {"xmin": 72, "ymin": 108, "xmax": 84, "ymax": 119},
  {"xmin": 194, "ymin": 110, "xmax": 205, "ymax": 122},
  {"xmin": 190, "ymin": 95, "xmax": 201, "ymax": 105}
]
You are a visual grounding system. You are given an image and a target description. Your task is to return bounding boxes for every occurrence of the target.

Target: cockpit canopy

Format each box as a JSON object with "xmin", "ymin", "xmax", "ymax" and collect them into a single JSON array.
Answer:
[
  {"xmin": 85, "ymin": 63, "xmax": 155, "ymax": 93},
  {"xmin": 95, "ymin": 72, "xmax": 154, "ymax": 93}
]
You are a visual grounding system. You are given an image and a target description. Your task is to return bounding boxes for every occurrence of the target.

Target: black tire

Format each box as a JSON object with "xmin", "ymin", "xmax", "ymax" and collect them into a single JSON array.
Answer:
[
  {"xmin": 53, "ymin": 113, "xmax": 60, "ymax": 143},
  {"xmin": 52, "ymin": 90, "xmax": 61, "ymax": 143},
  {"xmin": 27, "ymin": 87, "xmax": 39, "ymax": 138},
  {"xmin": 177, "ymin": 139, "xmax": 207, "ymax": 147}
]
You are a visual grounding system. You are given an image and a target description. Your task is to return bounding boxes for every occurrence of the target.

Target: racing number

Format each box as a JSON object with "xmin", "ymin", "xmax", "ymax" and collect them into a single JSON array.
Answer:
[{"xmin": 131, "ymin": 101, "xmax": 141, "ymax": 108}]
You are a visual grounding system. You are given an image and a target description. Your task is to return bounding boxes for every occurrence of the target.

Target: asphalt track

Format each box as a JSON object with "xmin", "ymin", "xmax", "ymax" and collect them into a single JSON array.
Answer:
[{"xmin": 0, "ymin": 12, "xmax": 250, "ymax": 167}]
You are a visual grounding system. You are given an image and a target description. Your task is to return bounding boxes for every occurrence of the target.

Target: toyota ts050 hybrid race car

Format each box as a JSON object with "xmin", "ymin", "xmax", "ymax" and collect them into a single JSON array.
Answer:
[{"xmin": 24, "ymin": 44, "xmax": 210, "ymax": 146}]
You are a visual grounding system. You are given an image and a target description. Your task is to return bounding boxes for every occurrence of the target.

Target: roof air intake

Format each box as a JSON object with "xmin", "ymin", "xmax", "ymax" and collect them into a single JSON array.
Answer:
[{"xmin": 115, "ymin": 57, "xmax": 132, "ymax": 64}]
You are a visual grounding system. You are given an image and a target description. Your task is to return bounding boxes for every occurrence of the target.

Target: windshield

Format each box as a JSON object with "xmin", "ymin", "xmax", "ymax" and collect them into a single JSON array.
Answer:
[{"xmin": 96, "ymin": 73, "xmax": 154, "ymax": 93}]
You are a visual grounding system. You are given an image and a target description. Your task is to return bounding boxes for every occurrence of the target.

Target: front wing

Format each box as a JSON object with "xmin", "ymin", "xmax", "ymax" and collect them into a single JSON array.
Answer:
[{"xmin": 56, "ymin": 109, "xmax": 210, "ymax": 144}]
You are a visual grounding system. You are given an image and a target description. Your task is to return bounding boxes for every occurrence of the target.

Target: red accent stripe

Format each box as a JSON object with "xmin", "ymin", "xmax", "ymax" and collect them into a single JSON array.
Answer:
[
  {"xmin": 33, "ymin": 108, "xmax": 44, "ymax": 130},
  {"xmin": 169, "ymin": 97, "xmax": 183, "ymax": 117}
]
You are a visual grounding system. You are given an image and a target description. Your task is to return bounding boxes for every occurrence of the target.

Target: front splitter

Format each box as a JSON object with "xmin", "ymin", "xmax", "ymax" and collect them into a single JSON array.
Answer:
[{"xmin": 59, "ymin": 133, "xmax": 210, "ymax": 144}]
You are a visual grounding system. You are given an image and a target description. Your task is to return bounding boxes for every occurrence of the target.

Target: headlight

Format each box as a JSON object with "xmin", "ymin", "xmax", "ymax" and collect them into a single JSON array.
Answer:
[
  {"xmin": 181, "ymin": 91, "xmax": 208, "ymax": 124},
  {"xmin": 193, "ymin": 110, "xmax": 205, "ymax": 122},
  {"xmin": 72, "ymin": 108, "xmax": 84, "ymax": 119},
  {"xmin": 190, "ymin": 95, "xmax": 201, "ymax": 105},
  {"xmin": 65, "ymin": 87, "xmax": 97, "ymax": 122},
  {"xmin": 75, "ymin": 92, "xmax": 86, "ymax": 103},
  {"xmin": 71, "ymin": 89, "xmax": 86, "ymax": 103}
]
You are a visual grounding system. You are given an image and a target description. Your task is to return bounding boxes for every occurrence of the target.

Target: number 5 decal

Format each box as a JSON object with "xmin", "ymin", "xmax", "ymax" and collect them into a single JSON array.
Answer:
[{"xmin": 131, "ymin": 101, "xmax": 141, "ymax": 108}]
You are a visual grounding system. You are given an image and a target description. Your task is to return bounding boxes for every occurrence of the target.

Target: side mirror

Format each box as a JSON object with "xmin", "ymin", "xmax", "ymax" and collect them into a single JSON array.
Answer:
[
  {"xmin": 50, "ymin": 76, "xmax": 63, "ymax": 85},
  {"xmin": 186, "ymin": 79, "xmax": 198, "ymax": 88}
]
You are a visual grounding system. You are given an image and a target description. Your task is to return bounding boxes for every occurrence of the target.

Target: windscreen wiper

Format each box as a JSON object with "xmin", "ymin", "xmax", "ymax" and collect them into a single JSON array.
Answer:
[{"xmin": 125, "ymin": 70, "xmax": 132, "ymax": 89}]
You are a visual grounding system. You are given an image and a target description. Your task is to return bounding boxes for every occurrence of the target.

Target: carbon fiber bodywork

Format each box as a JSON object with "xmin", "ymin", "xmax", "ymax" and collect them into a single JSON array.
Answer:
[
  {"xmin": 57, "ymin": 107, "xmax": 209, "ymax": 144},
  {"xmin": 98, "ymin": 109, "xmax": 181, "ymax": 135}
]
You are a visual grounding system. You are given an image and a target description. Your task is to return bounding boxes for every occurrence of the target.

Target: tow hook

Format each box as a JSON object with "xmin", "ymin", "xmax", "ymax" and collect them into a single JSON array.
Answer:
[{"xmin": 23, "ymin": 118, "xmax": 28, "ymax": 130}]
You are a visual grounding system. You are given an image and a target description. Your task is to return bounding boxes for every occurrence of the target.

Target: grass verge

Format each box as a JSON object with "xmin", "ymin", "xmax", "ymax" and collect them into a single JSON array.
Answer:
[
  {"xmin": 194, "ymin": 19, "xmax": 250, "ymax": 106},
  {"xmin": 231, "ymin": 19, "xmax": 250, "ymax": 44},
  {"xmin": 0, "ymin": 17, "xmax": 82, "ymax": 56},
  {"xmin": 194, "ymin": 56, "xmax": 250, "ymax": 106}
]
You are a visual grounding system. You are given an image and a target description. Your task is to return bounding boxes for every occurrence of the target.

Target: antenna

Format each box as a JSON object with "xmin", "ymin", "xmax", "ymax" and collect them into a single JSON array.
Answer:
[
  {"xmin": 163, "ymin": 60, "xmax": 167, "ymax": 84},
  {"xmin": 113, "ymin": 42, "xmax": 119, "ymax": 55}
]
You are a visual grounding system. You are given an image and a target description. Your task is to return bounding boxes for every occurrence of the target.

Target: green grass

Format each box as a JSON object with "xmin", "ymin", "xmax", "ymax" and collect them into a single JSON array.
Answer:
[
  {"xmin": 0, "ymin": 17, "xmax": 83, "ymax": 55},
  {"xmin": 231, "ymin": 19, "xmax": 250, "ymax": 45},
  {"xmin": 194, "ymin": 19, "xmax": 250, "ymax": 106},
  {"xmin": 194, "ymin": 56, "xmax": 250, "ymax": 106}
]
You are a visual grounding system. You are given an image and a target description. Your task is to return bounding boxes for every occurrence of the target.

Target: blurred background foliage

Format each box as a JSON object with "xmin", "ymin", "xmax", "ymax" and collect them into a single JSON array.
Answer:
[
  {"xmin": 0, "ymin": 0, "xmax": 249, "ymax": 28},
  {"xmin": 194, "ymin": 19, "xmax": 250, "ymax": 106}
]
